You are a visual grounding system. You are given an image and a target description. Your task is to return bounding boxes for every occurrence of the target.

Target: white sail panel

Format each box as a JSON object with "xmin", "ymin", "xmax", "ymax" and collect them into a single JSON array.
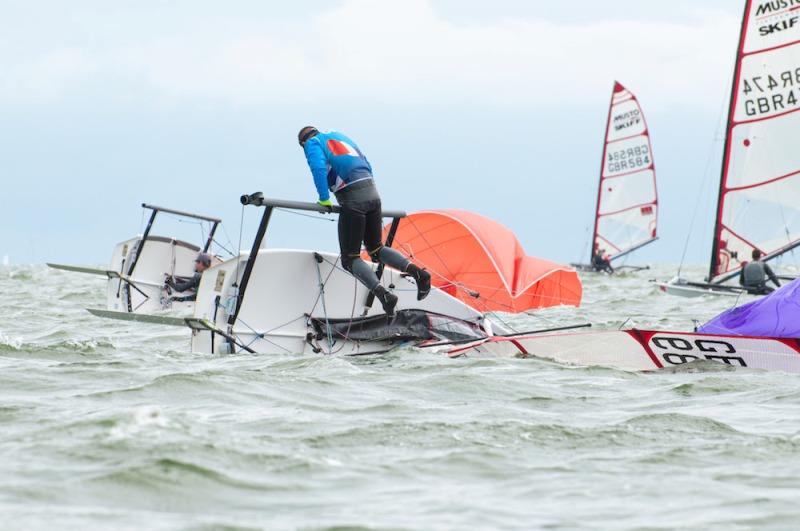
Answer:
[
  {"xmin": 598, "ymin": 170, "xmax": 657, "ymax": 215},
  {"xmin": 593, "ymin": 82, "xmax": 658, "ymax": 261},
  {"xmin": 596, "ymin": 206, "xmax": 657, "ymax": 255},
  {"xmin": 735, "ymin": 44, "xmax": 800, "ymax": 121},
  {"xmin": 723, "ymin": 178, "xmax": 800, "ymax": 251},
  {"xmin": 727, "ymin": 111, "xmax": 800, "ymax": 189},
  {"xmin": 604, "ymin": 137, "xmax": 652, "ymax": 177},
  {"xmin": 606, "ymin": 99, "xmax": 647, "ymax": 142},
  {"xmin": 710, "ymin": 0, "xmax": 800, "ymax": 280},
  {"xmin": 742, "ymin": 0, "xmax": 800, "ymax": 54}
]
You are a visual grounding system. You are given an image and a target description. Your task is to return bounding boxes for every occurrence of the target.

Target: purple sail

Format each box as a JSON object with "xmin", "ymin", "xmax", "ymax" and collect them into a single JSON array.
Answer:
[{"xmin": 698, "ymin": 278, "xmax": 800, "ymax": 337}]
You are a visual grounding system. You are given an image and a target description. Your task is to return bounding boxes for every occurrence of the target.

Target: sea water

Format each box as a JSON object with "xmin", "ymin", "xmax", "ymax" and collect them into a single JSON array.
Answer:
[{"xmin": 1, "ymin": 265, "xmax": 799, "ymax": 530}]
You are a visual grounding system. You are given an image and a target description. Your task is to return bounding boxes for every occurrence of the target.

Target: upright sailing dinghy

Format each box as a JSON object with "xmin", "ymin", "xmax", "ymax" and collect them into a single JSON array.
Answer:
[
  {"xmin": 660, "ymin": 0, "xmax": 800, "ymax": 297},
  {"xmin": 86, "ymin": 194, "xmax": 586, "ymax": 356},
  {"xmin": 48, "ymin": 204, "xmax": 223, "ymax": 313},
  {"xmin": 573, "ymin": 82, "xmax": 658, "ymax": 273}
]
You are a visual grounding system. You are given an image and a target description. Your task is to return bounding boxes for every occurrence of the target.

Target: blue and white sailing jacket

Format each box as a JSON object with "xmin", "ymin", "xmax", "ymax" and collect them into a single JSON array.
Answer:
[{"xmin": 303, "ymin": 131, "xmax": 373, "ymax": 201}]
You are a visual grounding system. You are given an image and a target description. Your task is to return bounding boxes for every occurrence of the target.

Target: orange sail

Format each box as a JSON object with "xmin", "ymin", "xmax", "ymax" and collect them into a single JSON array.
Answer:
[{"xmin": 382, "ymin": 210, "xmax": 582, "ymax": 312}]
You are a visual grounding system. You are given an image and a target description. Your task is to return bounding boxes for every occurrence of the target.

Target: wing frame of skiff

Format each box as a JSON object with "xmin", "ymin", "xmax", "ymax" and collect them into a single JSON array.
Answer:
[{"xmin": 49, "ymin": 203, "xmax": 224, "ymax": 314}]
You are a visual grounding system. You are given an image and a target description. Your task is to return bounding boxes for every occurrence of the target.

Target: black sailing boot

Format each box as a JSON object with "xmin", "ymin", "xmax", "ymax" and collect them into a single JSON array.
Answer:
[
  {"xmin": 373, "ymin": 285, "xmax": 398, "ymax": 317},
  {"xmin": 406, "ymin": 264, "xmax": 431, "ymax": 300}
]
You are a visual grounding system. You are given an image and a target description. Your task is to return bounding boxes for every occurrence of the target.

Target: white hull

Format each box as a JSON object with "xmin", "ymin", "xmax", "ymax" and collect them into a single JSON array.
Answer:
[
  {"xmin": 52, "ymin": 235, "xmax": 220, "ymax": 314},
  {"xmin": 656, "ymin": 277, "xmax": 743, "ymax": 298},
  {"xmin": 452, "ymin": 329, "xmax": 800, "ymax": 374},
  {"xmin": 189, "ymin": 249, "xmax": 485, "ymax": 355},
  {"xmin": 107, "ymin": 236, "xmax": 211, "ymax": 313}
]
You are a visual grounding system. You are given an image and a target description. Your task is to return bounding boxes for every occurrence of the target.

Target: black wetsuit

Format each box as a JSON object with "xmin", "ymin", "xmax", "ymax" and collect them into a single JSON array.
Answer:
[
  {"xmin": 591, "ymin": 252, "xmax": 614, "ymax": 274},
  {"xmin": 335, "ymin": 178, "xmax": 410, "ymax": 290},
  {"xmin": 739, "ymin": 260, "xmax": 780, "ymax": 295},
  {"xmin": 167, "ymin": 272, "xmax": 201, "ymax": 301}
]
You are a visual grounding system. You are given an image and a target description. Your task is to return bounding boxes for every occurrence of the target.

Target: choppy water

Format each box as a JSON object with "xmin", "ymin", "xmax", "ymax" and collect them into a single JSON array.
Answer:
[{"xmin": 2, "ymin": 264, "xmax": 800, "ymax": 530}]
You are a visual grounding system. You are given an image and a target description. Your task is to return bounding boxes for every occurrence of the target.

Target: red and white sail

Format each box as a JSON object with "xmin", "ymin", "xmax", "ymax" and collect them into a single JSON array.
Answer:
[
  {"xmin": 592, "ymin": 82, "xmax": 658, "ymax": 261},
  {"xmin": 710, "ymin": 0, "xmax": 800, "ymax": 281}
]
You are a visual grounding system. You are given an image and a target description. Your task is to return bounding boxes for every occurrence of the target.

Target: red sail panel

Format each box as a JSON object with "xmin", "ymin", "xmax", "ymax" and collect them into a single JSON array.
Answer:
[
  {"xmin": 710, "ymin": 0, "xmax": 800, "ymax": 281},
  {"xmin": 373, "ymin": 210, "xmax": 582, "ymax": 312},
  {"xmin": 592, "ymin": 82, "xmax": 658, "ymax": 261}
]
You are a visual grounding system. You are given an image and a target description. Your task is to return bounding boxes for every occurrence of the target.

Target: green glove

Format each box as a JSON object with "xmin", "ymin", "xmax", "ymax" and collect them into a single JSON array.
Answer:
[{"xmin": 318, "ymin": 199, "xmax": 333, "ymax": 207}]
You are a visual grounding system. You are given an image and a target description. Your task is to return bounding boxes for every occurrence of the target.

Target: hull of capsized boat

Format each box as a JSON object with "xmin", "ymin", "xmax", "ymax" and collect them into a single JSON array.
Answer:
[
  {"xmin": 107, "ymin": 236, "xmax": 217, "ymax": 313},
  {"xmin": 190, "ymin": 249, "xmax": 486, "ymax": 355},
  {"xmin": 452, "ymin": 329, "xmax": 800, "ymax": 373}
]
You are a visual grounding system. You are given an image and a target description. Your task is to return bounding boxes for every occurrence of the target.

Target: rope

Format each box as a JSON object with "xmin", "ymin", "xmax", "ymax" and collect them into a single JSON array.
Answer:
[
  {"xmin": 234, "ymin": 316, "xmax": 293, "ymax": 353},
  {"xmin": 676, "ymin": 93, "xmax": 728, "ymax": 277},
  {"xmin": 210, "ymin": 237, "xmax": 235, "ymax": 257},
  {"xmin": 314, "ymin": 256, "xmax": 335, "ymax": 353},
  {"xmin": 310, "ymin": 255, "xmax": 361, "ymax": 355},
  {"xmin": 233, "ymin": 203, "xmax": 245, "ymax": 298},
  {"xmin": 275, "ymin": 207, "xmax": 337, "ymax": 223},
  {"xmin": 218, "ymin": 222, "xmax": 238, "ymax": 257}
]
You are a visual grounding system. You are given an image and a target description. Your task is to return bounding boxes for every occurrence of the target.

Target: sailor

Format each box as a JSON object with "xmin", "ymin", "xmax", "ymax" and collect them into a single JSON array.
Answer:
[
  {"xmin": 591, "ymin": 244, "xmax": 614, "ymax": 274},
  {"xmin": 739, "ymin": 249, "xmax": 780, "ymax": 295},
  {"xmin": 298, "ymin": 126, "xmax": 431, "ymax": 316},
  {"xmin": 165, "ymin": 253, "xmax": 212, "ymax": 302}
]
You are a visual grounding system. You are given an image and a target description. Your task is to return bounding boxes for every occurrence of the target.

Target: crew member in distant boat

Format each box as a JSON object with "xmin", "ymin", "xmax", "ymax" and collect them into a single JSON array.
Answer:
[
  {"xmin": 739, "ymin": 249, "xmax": 781, "ymax": 295},
  {"xmin": 298, "ymin": 126, "xmax": 431, "ymax": 317},
  {"xmin": 591, "ymin": 243, "xmax": 614, "ymax": 274},
  {"xmin": 164, "ymin": 253, "xmax": 212, "ymax": 302}
]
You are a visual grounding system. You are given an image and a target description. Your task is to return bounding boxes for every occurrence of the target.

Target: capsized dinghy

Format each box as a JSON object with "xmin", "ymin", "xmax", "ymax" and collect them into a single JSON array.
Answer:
[
  {"xmin": 49, "ymin": 203, "xmax": 223, "ymax": 313},
  {"xmin": 86, "ymin": 194, "xmax": 588, "ymax": 355},
  {"xmin": 660, "ymin": 0, "xmax": 800, "ymax": 297},
  {"xmin": 572, "ymin": 81, "xmax": 658, "ymax": 273},
  {"xmin": 456, "ymin": 278, "xmax": 800, "ymax": 373}
]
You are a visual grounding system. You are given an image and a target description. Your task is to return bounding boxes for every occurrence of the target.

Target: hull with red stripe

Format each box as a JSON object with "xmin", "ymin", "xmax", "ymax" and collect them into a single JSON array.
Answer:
[{"xmin": 449, "ymin": 329, "xmax": 800, "ymax": 373}]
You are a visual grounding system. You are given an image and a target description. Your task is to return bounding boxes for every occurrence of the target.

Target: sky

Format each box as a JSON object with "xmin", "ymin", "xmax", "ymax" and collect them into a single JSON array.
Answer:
[{"xmin": 0, "ymin": 0, "xmax": 745, "ymax": 266}]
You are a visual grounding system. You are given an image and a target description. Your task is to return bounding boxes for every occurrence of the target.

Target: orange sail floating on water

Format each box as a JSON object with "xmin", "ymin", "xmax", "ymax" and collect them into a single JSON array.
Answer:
[{"xmin": 382, "ymin": 210, "xmax": 582, "ymax": 312}]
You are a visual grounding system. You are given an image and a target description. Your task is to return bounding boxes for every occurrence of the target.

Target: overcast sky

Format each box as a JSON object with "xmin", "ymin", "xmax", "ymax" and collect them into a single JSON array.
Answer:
[{"xmin": 1, "ymin": 0, "xmax": 745, "ymax": 266}]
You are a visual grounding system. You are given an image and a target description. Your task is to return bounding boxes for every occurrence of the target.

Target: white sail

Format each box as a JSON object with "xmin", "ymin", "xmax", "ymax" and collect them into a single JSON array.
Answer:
[
  {"xmin": 710, "ymin": 0, "xmax": 800, "ymax": 281},
  {"xmin": 592, "ymin": 82, "xmax": 658, "ymax": 261}
]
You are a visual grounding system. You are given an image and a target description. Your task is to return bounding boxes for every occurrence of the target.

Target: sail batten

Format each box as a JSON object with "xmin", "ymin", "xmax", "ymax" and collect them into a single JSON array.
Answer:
[
  {"xmin": 709, "ymin": 0, "xmax": 800, "ymax": 282},
  {"xmin": 591, "ymin": 82, "xmax": 658, "ymax": 263}
]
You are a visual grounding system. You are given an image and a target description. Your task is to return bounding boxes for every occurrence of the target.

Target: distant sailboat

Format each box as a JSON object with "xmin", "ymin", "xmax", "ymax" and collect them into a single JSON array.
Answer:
[
  {"xmin": 660, "ymin": 0, "xmax": 800, "ymax": 297},
  {"xmin": 573, "ymin": 82, "xmax": 658, "ymax": 273}
]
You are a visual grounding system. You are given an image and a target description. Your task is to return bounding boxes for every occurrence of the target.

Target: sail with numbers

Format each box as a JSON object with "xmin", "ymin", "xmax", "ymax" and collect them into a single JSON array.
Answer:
[
  {"xmin": 709, "ymin": 0, "xmax": 800, "ymax": 283},
  {"xmin": 590, "ymin": 82, "xmax": 658, "ymax": 264}
]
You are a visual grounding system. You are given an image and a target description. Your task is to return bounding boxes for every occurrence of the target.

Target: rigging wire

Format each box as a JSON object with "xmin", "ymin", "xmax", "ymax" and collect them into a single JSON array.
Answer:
[
  {"xmin": 217, "ymin": 222, "xmax": 238, "ymax": 257},
  {"xmin": 231, "ymin": 203, "xmax": 246, "ymax": 322},
  {"xmin": 275, "ymin": 207, "xmax": 337, "ymax": 223},
  {"xmin": 676, "ymin": 96, "xmax": 729, "ymax": 278}
]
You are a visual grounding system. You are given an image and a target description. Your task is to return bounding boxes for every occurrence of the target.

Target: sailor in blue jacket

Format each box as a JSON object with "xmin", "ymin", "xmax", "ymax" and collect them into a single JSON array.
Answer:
[{"xmin": 298, "ymin": 126, "xmax": 431, "ymax": 316}]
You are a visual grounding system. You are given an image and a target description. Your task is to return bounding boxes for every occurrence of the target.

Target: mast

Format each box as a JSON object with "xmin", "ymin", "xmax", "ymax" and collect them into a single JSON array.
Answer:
[
  {"xmin": 590, "ymin": 81, "xmax": 619, "ymax": 263},
  {"xmin": 708, "ymin": 0, "xmax": 751, "ymax": 283}
]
